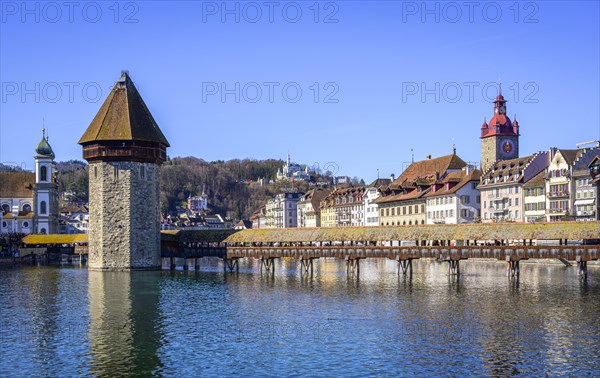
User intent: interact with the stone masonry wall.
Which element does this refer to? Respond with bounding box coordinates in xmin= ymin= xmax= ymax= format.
xmin=88 ymin=161 xmax=161 ymax=270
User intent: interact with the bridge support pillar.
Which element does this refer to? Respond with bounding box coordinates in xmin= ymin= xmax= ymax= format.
xmin=397 ymin=258 xmax=413 ymax=276
xmin=170 ymin=256 xmax=176 ymax=270
xmin=260 ymin=257 xmax=275 ymax=274
xmin=194 ymin=258 xmax=199 ymax=271
xmin=445 ymin=259 xmax=460 ymax=276
xmin=346 ymin=257 xmax=361 ymax=275
xmin=576 ymin=256 xmax=588 ymax=279
xmin=299 ymin=256 xmax=316 ymax=275
xmin=183 ymin=258 xmax=188 ymax=270
xmin=506 ymin=256 xmax=520 ymax=278
xmin=223 ymin=257 xmax=240 ymax=273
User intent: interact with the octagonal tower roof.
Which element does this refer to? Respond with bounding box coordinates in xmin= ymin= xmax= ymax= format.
xmin=78 ymin=71 xmax=169 ymax=147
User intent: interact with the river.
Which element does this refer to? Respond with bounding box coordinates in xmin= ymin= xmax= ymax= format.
xmin=0 ymin=259 xmax=598 ymax=376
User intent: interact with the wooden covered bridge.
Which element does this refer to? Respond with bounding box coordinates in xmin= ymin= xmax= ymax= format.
xmin=163 ymin=222 xmax=600 ymax=278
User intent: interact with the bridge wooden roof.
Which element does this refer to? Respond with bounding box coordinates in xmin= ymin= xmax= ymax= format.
xmin=22 ymin=234 xmax=88 ymax=245
xmin=161 ymin=229 xmax=239 ymax=243
xmin=224 ymin=222 xmax=600 ymax=243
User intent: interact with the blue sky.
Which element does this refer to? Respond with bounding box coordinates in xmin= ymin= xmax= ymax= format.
xmin=1 ymin=1 xmax=599 ymax=182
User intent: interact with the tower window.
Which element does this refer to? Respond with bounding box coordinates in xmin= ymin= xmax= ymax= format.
xmin=140 ymin=165 xmax=145 ymax=179
xmin=1 ymin=204 xmax=9 ymax=213
xmin=40 ymin=201 xmax=47 ymax=214
xmin=22 ymin=204 xmax=31 ymax=212
xmin=40 ymin=166 xmax=47 ymax=181
xmin=114 ymin=166 xmax=119 ymax=180
xmin=94 ymin=166 xmax=98 ymax=179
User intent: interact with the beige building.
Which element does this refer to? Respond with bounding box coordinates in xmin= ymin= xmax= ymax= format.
xmin=319 ymin=187 xmax=365 ymax=227
xmin=376 ymin=153 xmax=467 ymax=226
xmin=479 ymin=152 xmax=548 ymax=223
xmin=523 ymin=171 xmax=546 ymax=223
xmin=297 ymin=188 xmax=331 ymax=228
xmin=545 ymin=148 xmax=582 ymax=222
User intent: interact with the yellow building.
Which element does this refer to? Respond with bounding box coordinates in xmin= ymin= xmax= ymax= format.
xmin=319 ymin=195 xmax=337 ymax=227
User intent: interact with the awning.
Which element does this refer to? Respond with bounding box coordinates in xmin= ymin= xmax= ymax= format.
xmin=574 ymin=199 xmax=596 ymax=205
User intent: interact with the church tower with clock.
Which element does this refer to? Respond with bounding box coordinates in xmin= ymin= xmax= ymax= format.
xmin=480 ymin=91 xmax=520 ymax=172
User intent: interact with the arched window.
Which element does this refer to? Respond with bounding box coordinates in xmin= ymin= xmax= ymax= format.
xmin=1 ymin=204 xmax=9 ymax=213
xmin=23 ymin=221 xmax=29 ymax=228
xmin=40 ymin=201 xmax=47 ymax=214
xmin=40 ymin=166 xmax=47 ymax=181
xmin=22 ymin=204 xmax=31 ymax=212
xmin=40 ymin=228 xmax=47 ymax=234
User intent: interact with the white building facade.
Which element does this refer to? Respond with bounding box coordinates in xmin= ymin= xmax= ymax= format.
xmin=425 ymin=167 xmax=481 ymax=224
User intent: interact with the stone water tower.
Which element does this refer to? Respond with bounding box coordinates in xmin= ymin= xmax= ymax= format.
xmin=78 ymin=71 xmax=169 ymax=270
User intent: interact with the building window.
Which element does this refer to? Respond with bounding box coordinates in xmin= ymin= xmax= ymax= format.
xmin=22 ymin=204 xmax=32 ymax=212
xmin=2 ymin=221 xmax=7 ymax=228
xmin=515 ymin=186 xmax=519 ymax=194
xmin=40 ymin=166 xmax=47 ymax=181
xmin=114 ymin=166 xmax=119 ymax=180
xmin=40 ymin=201 xmax=47 ymax=214
xmin=1 ymin=204 xmax=9 ymax=213
xmin=140 ymin=165 xmax=145 ymax=179
xmin=94 ymin=166 xmax=98 ymax=179
xmin=40 ymin=228 xmax=47 ymax=234
xmin=23 ymin=221 xmax=29 ymax=228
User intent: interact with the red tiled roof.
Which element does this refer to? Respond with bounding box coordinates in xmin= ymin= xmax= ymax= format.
xmin=424 ymin=169 xmax=481 ymax=197
xmin=391 ymin=153 xmax=466 ymax=189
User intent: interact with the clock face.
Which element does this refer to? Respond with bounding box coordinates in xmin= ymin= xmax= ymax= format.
xmin=501 ymin=139 xmax=514 ymax=155
xmin=499 ymin=106 xmax=506 ymax=114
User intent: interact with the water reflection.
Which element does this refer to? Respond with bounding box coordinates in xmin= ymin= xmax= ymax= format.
xmin=87 ymin=271 xmax=163 ymax=376
xmin=1 ymin=260 xmax=599 ymax=376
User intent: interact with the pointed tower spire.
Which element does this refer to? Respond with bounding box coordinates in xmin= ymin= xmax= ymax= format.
xmin=78 ymin=71 xmax=169 ymax=163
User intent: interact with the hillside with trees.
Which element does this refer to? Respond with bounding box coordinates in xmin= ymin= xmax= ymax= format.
xmin=53 ymin=157 xmax=341 ymax=220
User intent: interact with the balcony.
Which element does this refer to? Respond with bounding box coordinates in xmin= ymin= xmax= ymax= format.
xmin=548 ymin=191 xmax=569 ymax=198
xmin=82 ymin=143 xmax=167 ymax=163
xmin=549 ymin=208 xmax=569 ymax=214
xmin=490 ymin=207 xmax=508 ymax=214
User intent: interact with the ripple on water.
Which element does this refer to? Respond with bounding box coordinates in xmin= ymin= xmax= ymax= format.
xmin=0 ymin=260 xmax=599 ymax=376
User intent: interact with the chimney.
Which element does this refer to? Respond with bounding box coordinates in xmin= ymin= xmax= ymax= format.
xmin=390 ymin=173 xmax=395 ymax=182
